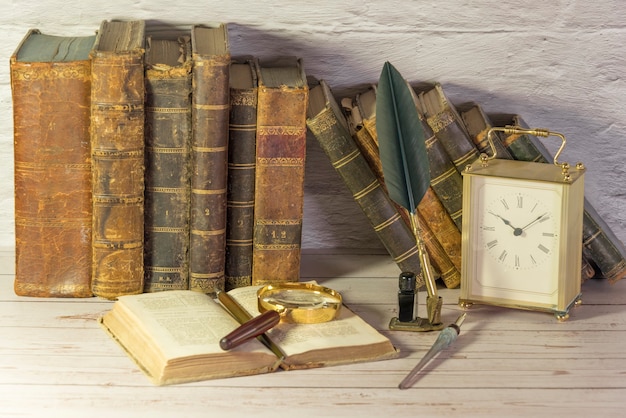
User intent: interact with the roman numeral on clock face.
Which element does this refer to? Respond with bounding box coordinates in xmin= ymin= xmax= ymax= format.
xmin=538 ymin=244 xmax=550 ymax=254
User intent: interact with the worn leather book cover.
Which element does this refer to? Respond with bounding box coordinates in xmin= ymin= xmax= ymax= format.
xmin=225 ymin=60 xmax=258 ymax=290
xmin=11 ymin=29 xmax=95 ymax=297
xmin=307 ymin=80 xmax=424 ymax=286
xmin=252 ymin=57 xmax=308 ymax=285
xmin=460 ymin=103 xmax=512 ymax=159
xmin=143 ymin=36 xmax=192 ymax=292
xmin=497 ymin=114 xmax=624 ymax=283
xmin=90 ymin=20 xmax=146 ymax=299
xmin=417 ymin=188 xmax=462 ymax=288
xmin=189 ymin=24 xmax=231 ymax=294
xmin=417 ymin=83 xmax=480 ymax=172
xmin=421 ymin=115 xmax=464 ymax=230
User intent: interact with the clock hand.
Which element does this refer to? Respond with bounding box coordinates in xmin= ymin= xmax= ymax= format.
xmin=488 ymin=211 xmax=523 ymax=236
xmin=521 ymin=212 xmax=549 ymax=231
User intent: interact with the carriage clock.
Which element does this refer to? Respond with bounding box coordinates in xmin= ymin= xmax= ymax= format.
xmin=459 ymin=126 xmax=585 ymax=321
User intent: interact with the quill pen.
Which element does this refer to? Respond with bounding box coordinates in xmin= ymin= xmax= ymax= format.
xmin=376 ymin=62 xmax=441 ymax=324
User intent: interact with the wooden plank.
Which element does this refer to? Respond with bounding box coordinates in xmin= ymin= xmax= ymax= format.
xmin=2 ymin=385 xmax=626 ymax=418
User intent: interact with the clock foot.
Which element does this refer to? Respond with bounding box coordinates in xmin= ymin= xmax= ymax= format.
xmin=555 ymin=312 xmax=570 ymax=322
xmin=459 ymin=300 xmax=473 ymax=310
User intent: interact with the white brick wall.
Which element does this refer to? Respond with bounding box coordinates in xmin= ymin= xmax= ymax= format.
xmin=2 ymin=0 xmax=625 ymax=250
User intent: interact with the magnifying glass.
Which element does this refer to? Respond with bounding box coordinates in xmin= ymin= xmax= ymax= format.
xmin=219 ymin=282 xmax=342 ymax=351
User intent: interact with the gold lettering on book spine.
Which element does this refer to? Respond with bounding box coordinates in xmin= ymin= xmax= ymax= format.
xmin=257 ymin=157 xmax=304 ymax=166
xmin=427 ymin=111 xmax=455 ymax=133
xmin=11 ymin=65 xmax=90 ymax=81
xmin=230 ymin=90 xmax=256 ymax=107
xmin=257 ymin=126 xmax=306 ymax=136
xmin=310 ymin=110 xmax=335 ymax=133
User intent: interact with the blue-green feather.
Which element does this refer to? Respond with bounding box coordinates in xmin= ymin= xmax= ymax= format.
xmin=376 ymin=62 xmax=430 ymax=214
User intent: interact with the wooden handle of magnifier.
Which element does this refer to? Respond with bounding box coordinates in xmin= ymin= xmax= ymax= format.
xmin=219 ymin=310 xmax=281 ymax=351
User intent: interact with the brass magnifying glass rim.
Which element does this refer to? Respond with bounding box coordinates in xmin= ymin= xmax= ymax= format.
xmin=257 ymin=282 xmax=342 ymax=324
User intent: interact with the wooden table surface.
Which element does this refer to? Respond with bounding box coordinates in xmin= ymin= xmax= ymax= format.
xmin=2 ymin=250 xmax=625 ymax=417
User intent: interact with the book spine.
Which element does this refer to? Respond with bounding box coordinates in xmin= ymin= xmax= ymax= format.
xmin=422 ymin=116 xmax=464 ymax=230
xmin=11 ymin=57 xmax=93 ymax=297
xmin=252 ymin=65 xmax=308 ymax=285
xmin=460 ymin=104 xmax=512 ymax=159
xmin=418 ymin=214 xmax=457 ymax=288
xmin=90 ymin=49 xmax=145 ymax=299
xmin=582 ymin=200 xmax=626 ymax=283
xmin=501 ymin=115 xmax=625 ymax=283
xmin=418 ymin=84 xmax=480 ymax=172
xmin=143 ymin=61 xmax=192 ymax=292
xmin=225 ymin=63 xmax=258 ymax=290
xmin=417 ymin=188 xmax=462 ymax=288
xmin=190 ymin=52 xmax=231 ymax=294
xmin=306 ymin=98 xmax=424 ymax=285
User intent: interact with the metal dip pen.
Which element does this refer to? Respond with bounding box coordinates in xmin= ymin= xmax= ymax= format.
xmin=399 ymin=313 xmax=467 ymax=389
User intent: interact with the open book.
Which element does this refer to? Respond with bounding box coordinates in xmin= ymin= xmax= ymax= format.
xmin=99 ymin=285 xmax=399 ymax=385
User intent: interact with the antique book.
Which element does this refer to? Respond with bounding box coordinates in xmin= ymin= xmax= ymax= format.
xmin=497 ymin=114 xmax=626 ymax=283
xmin=417 ymin=83 xmax=480 ymax=173
xmin=143 ymin=36 xmax=192 ymax=292
xmin=11 ymin=29 xmax=95 ymax=297
xmin=417 ymin=188 xmax=462 ymax=288
xmin=421 ymin=114 xmax=464 ymax=230
xmin=90 ymin=20 xmax=146 ymax=299
xmin=352 ymin=87 xmax=462 ymax=288
xmin=460 ymin=103 xmax=512 ymax=159
xmin=252 ymin=57 xmax=308 ymax=285
xmin=225 ymin=60 xmax=258 ymax=290
xmin=306 ymin=80 xmax=423 ymax=283
xmin=99 ymin=285 xmax=399 ymax=386
xmin=189 ymin=24 xmax=231 ymax=294
xmin=355 ymin=84 xmax=378 ymax=142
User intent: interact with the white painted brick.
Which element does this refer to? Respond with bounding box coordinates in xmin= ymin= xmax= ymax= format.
xmin=1 ymin=0 xmax=624 ymax=250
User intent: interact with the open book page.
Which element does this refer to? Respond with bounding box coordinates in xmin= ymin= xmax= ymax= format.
xmin=114 ymin=290 xmax=271 ymax=359
xmin=226 ymin=285 xmax=395 ymax=358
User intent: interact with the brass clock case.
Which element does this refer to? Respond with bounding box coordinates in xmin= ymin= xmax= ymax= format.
xmin=459 ymin=127 xmax=586 ymax=320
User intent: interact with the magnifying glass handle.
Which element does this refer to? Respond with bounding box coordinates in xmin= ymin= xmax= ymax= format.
xmin=219 ymin=310 xmax=281 ymax=351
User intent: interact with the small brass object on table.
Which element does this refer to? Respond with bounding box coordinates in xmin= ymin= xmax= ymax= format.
xmin=220 ymin=282 xmax=343 ymax=350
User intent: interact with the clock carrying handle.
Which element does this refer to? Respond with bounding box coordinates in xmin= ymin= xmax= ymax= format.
xmin=485 ymin=126 xmax=567 ymax=166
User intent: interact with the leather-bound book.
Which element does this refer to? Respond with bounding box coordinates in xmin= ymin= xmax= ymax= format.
xmin=498 ymin=114 xmax=625 ymax=283
xmin=90 ymin=20 xmax=146 ymax=299
xmin=189 ymin=24 xmax=231 ymax=295
xmin=225 ymin=60 xmax=258 ymax=290
xmin=417 ymin=83 xmax=480 ymax=172
xmin=355 ymin=84 xmax=378 ymax=143
xmin=307 ymin=80 xmax=423 ymax=286
xmin=143 ymin=36 xmax=192 ymax=292
xmin=252 ymin=57 xmax=308 ymax=285
xmin=421 ymin=112 xmax=464 ymax=230
xmin=460 ymin=103 xmax=512 ymax=159
xmin=417 ymin=187 xmax=462 ymax=288
xmin=11 ymin=29 xmax=95 ymax=297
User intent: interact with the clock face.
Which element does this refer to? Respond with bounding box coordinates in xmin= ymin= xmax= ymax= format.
xmin=467 ymin=176 xmax=563 ymax=298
